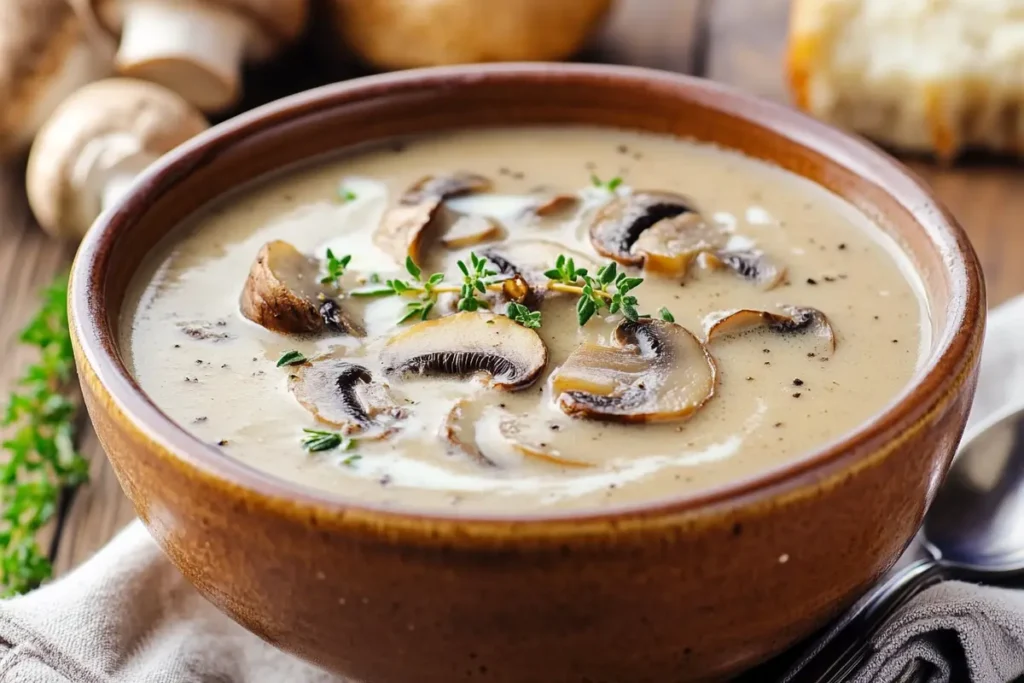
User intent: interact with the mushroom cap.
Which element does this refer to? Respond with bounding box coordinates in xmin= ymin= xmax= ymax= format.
xmin=589 ymin=190 xmax=700 ymax=266
xmin=290 ymin=355 xmax=404 ymax=435
xmin=239 ymin=240 xmax=364 ymax=336
xmin=0 ymin=0 xmax=112 ymax=156
xmin=552 ymin=319 xmax=717 ymax=423
xmin=705 ymin=305 xmax=836 ymax=357
xmin=381 ymin=312 xmax=548 ymax=391
xmin=26 ymin=77 xmax=207 ymax=239
xmin=89 ymin=0 xmax=309 ymax=59
xmin=329 ymin=0 xmax=613 ymax=69
xmin=374 ymin=172 xmax=492 ymax=267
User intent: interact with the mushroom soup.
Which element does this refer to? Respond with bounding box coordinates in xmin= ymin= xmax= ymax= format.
xmin=123 ymin=127 xmax=927 ymax=513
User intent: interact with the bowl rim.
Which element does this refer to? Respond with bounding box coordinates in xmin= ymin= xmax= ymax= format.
xmin=70 ymin=63 xmax=985 ymax=534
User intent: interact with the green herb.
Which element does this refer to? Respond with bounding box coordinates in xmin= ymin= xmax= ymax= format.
xmin=1 ymin=274 xmax=88 ymax=596
xmin=320 ymin=249 xmax=352 ymax=287
xmin=276 ymin=350 xmax=307 ymax=367
xmin=301 ymin=428 xmax=354 ymax=453
xmin=590 ymin=174 xmax=623 ymax=193
xmin=543 ymin=256 xmax=645 ymax=326
xmin=339 ymin=188 xmax=358 ymax=202
xmin=349 ymin=253 xmax=506 ymax=325
xmin=456 ymin=252 xmax=498 ymax=312
xmin=658 ymin=307 xmax=675 ymax=323
xmin=506 ymin=302 xmax=542 ymax=329
xmin=341 ymin=454 xmax=363 ymax=467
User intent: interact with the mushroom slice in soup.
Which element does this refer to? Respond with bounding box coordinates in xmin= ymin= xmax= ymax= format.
xmin=439 ymin=400 xmax=591 ymax=469
xmin=240 ymin=240 xmax=364 ymax=336
xmin=705 ymin=305 xmax=836 ymax=357
xmin=531 ymin=193 xmax=580 ymax=219
xmin=440 ymin=213 xmax=505 ymax=249
xmin=481 ymin=240 xmax=598 ymax=302
xmin=631 ymin=212 xmax=729 ymax=277
xmin=700 ymin=249 xmax=787 ymax=290
xmin=374 ymin=172 xmax=491 ymax=265
xmin=588 ymin=190 xmax=700 ymax=266
xmin=381 ymin=312 xmax=547 ymax=390
xmin=439 ymin=400 xmax=497 ymax=467
xmin=551 ymin=319 xmax=717 ymax=423
xmin=290 ymin=356 xmax=405 ymax=436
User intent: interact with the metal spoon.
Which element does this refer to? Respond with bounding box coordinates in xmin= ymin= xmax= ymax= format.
xmin=777 ymin=405 xmax=1024 ymax=682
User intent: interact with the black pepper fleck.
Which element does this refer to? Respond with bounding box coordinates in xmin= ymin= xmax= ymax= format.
xmin=824 ymin=276 xmax=836 ymax=282
xmin=195 ymin=359 xmax=203 ymax=365
xmin=173 ymin=344 xmax=180 ymax=349
xmin=193 ymin=416 xmax=207 ymax=423
xmin=838 ymin=243 xmax=847 ymax=250
xmin=512 ymin=171 xmax=525 ymax=180
xmin=617 ymin=144 xmax=628 ymax=154
xmin=793 ymin=378 xmax=804 ymax=386
xmin=892 ymin=339 xmax=899 ymax=344
xmin=379 ymin=475 xmax=393 ymax=487
xmin=807 ymin=352 xmax=816 ymax=358
xmin=764 ymin=361 xmax=771 ymax=366
xmin=792 ymin=392 xmax=802 ymax=398
xmin=762 ymin=348 xmax=771 ymax=354
xmin=217 ymin=439 xmax=229 ymax=446
xmin=732 ymin=523 xmax=743 ymax=536
xmin=774 ymin=422 xmax=783 ymax=428
xmin=807 ymin=278 xmax=818 ymax=285
xmin=746 ymin=376 xmax=754 ymax=381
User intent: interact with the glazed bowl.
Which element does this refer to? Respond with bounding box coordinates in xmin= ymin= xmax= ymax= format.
xmin=69 ymin=64 xmax=984 ymax=682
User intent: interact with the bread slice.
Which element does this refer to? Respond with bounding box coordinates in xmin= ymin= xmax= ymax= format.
xmin=787 ymin=0 xmax=1024 ymax=159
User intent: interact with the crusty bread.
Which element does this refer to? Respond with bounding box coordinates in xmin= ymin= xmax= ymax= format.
xmin=787 ymin=0 xmax=1024 ymax=159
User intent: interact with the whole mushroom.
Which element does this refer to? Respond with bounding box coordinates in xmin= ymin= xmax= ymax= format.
xmin=0 ymin=0 xmax=113 ymax=156
xmin=327 ymin=0 xmax=613 ymax=69
xmin=26 ymin=78 xmax=208 ymax=240
xmin=85 ymin=0 xmax=309 ymax=112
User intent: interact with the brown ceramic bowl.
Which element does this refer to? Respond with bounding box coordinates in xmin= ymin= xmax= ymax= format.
xmin=69 ymin=64 xmax=984 ymax=682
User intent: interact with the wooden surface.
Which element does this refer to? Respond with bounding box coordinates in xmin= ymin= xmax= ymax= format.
xmin=0 ymin=0 xmax=1017 ymax=581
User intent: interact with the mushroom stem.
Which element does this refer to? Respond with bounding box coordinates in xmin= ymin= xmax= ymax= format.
xmin=116 ymin=0 xmax=249 ymax=111
xmin=101 ymin=168 xmax=145 ymax=211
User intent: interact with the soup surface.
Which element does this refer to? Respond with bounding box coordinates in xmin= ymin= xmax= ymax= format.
xmin=123 ymin=127 xmax=927 ymax=514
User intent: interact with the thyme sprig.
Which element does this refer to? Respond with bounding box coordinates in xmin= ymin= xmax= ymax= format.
xmin=542 ymin=255 xmax=643 ymax=326
xmin=506 ymin=302 xmax=542 ymax=329
xmin=590 ymin=174 xmax=623 ymax=193
xmin=320 ymin=249 xmax=352 ymax=287
xmin=301 ymin=428 xmax=355 ymax=453
xmin=350 ymin=254 xmax=536 ymax=326
xmin=1 ymin=274 xmax=88 ymax=596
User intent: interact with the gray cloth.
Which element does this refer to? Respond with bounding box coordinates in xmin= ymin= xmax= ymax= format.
xmin=5 ymin=297 xmax=1024 ymax=682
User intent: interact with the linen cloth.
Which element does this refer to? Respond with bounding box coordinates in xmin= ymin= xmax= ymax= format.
xmin=1 ymin=296 xmax=1022 ymax=683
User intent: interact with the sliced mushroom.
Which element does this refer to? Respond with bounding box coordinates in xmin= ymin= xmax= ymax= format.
xmin=551 ymin=319 xmax=717 ymax=423
xmin=439 ymin=400 xmax=496 ymax=467
xmin=439 ymin=400 xmax=591 ymax=469
xmin=631 ymin=212 xmax=729 ymax=277
xmin=240 ymin=240 xmax=364 ymax=336
xmin=440 ymin=213 xmax=504 ymax=249
xmin=532 ymin=194 xmax=580 ymax=219
xmin=481 ymin=240 xmax=598 ymax=302
xmin=700 ymin=249 xmax=787 ymax=290
xmin=705 ymin=306 xmax=836 ymax=357
xmin=588 ymin=190 xmax=699 ymax=266
xmin=381 ymin=312 xmax=547 ymax=390
xmin=374 ymin=172 xmax=491 ymax=266
xmin=290 ymin=356 xmax=405 ymax=436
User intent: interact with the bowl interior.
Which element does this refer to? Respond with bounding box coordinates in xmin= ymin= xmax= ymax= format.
xmin=72 ymin=64 xmax=982 ymax=522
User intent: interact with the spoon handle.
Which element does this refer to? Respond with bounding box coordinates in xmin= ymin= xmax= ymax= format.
xmin=779 ymin=558 xmax=946 ymax=683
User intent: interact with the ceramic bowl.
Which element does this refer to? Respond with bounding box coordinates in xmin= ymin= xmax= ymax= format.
xmin=69 ymin=64 xmax=984 ymax=682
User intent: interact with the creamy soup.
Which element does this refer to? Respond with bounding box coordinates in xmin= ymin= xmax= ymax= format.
xmin=123 ymin=127 xmax=927 ymax=514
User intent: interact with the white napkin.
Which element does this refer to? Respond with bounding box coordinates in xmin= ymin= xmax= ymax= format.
xmin=0 ymin=296 xmax=1021 ymax=683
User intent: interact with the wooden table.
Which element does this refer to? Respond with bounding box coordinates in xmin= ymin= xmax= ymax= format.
xmin=2 ymin=0 xmax=1018 ymax=589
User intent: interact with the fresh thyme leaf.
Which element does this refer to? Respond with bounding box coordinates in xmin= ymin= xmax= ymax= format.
xmin=659 ymin=307 xmax=675 ymax=322
xmin=320 ymin=249 xmax=352 ymax=287
xmin=341 ymin=454 xmax=362 ymax=467
xmin=576 ymin=296 xmax=597 ymax=326
xmin=369 ymin=273 xmax=381 ymax=284
xmin=301 ymin=428 xmax=348 ymax=453
xmin=590 ymin=174 xmax=624 ymax=193
xmin=506 ymin=302 xmax=542 ymax=329
xmin=276 ymin=350 xmax=307 ymax=367
xmin=349 ymin=284 xmax=396 ymax=297
xmin=405 ymin=256 xmax=422 ymax=281
xmin=1 ymin=273 xmax=87 ymax=596
xmin=338 ymin=187 xmax=358 ymax=202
